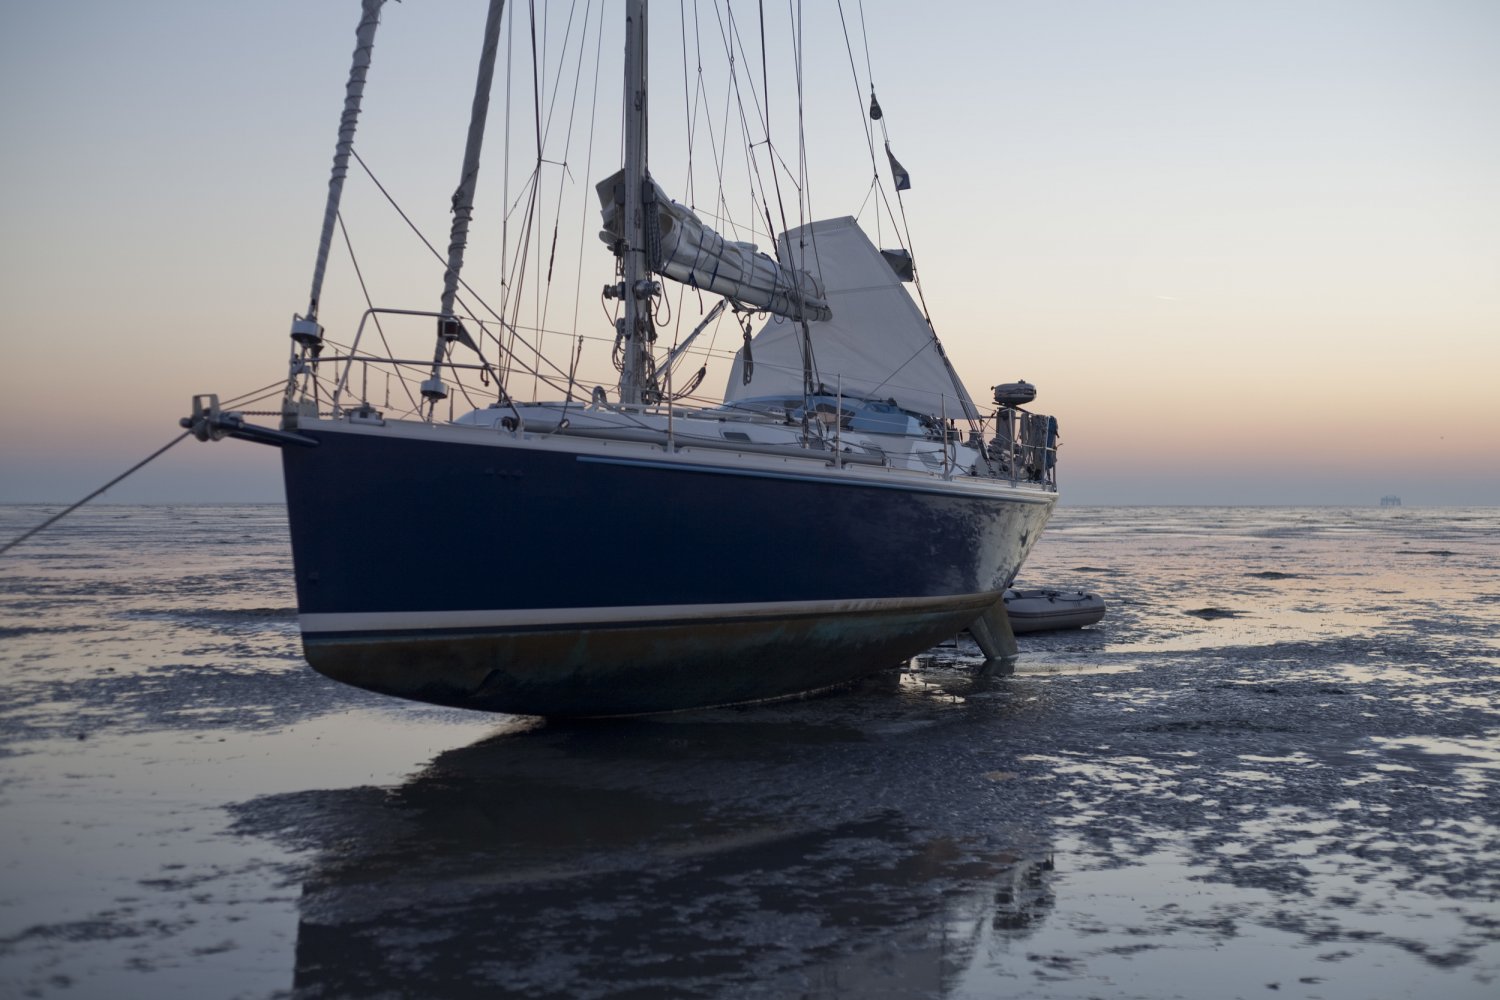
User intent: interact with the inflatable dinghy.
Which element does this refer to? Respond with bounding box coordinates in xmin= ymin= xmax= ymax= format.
xmin=1004 ymin=588 xmax=1106 ymax=633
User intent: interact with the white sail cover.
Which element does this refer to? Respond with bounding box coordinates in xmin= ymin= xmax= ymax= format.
xmin=597 ymin=170 xmax=830 ymax=323
xmin=724 ymin=217 xmax=980 ymax=421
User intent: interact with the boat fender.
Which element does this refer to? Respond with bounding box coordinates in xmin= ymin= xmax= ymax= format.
xmin=741 ymin=320 xmax=755 ymax=384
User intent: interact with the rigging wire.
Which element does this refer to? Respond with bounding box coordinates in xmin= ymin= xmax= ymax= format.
xmin=0 ymin=432 xmax=191 ymax=557
xmin=498 ymin=2 xmax=516 ymax=383
xmin=336 ymin=210 xmax=421 ymax=413
xmin=347 ymin=147 xmax=575 ymax=390
xmin=446 ymin=339 xmax=486 ymax=413
xmin=835 ymin=0 xmax=884 ymax=244
xmin=788 ymin=0 xmax=824 ymax=404
xmin=294 ymin=1 xmax=970 ymax=429
xmin=753 ymin=0 xmax=818 ymax=409
xmin=493 ymin=0 xmax=584 ymax=399
xmin=225 ymin=389 xmax=296 ymax=414
xmin=791 ymin=0 xmax=811 ymax=228
xmin=218 ymin=379 xmax=292 ymax=410
xmin=648 ymin=2 xmax=749 ymax=392
xmin=701 ymin=5 xmax=735 ymax=240
xmin=847 ymin=1 xmax=922 ymax=309
xmin=828 ymin=0 xmax=980 ymax=432
xmin=519 ymin=0 xmax=547 ymax=397
xmin=666 ymin=2 xmax=696 ymax=398
xmin=569 ymin=0 xmax=607 ymax=401
xmin=535 ymin=0 xmax=593 ymax=398
xmin=711 ymin=4 xmax=776 ymax=249
xmin=679 ymin=0 xmax=696 ymax=206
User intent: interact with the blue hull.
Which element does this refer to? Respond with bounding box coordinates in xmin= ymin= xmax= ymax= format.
xmin=281 ymin=422 xmax=1054 ymax=715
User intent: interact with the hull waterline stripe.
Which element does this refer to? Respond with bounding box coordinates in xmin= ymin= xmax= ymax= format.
xmin=299 ymin=592 xmax=999 ymax=635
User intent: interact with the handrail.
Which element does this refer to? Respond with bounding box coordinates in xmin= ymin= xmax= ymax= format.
xmin=988 ymin=405 xmax=1058 ymax=490
xmin=331 ymin=307 xmax=468 ymax=410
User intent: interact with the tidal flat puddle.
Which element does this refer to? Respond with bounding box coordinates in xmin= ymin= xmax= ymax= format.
xmin=0 ymin=705 xmax=511 ymax=998
xmin=944 ymin=831 xmax=1497 ymax=1000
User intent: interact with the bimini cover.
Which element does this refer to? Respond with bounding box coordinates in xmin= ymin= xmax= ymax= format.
xmin=597 ymin=170 xmax=830 ymax=323
xmin=724 ymin=217 xmax=980 ymax=421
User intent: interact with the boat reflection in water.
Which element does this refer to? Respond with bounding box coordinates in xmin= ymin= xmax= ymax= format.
xmin=234 ymin=688 xmax=1055 ymax=997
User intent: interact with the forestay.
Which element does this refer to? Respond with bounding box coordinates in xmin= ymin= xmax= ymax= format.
xmin=724 ymin=217 xmax=980 ymax=422
xmin=596 ymin=170 xmax=831 ymax=323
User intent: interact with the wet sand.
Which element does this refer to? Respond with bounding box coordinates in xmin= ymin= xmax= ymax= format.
xmin=1 ymin=505 xmax=1497 ymax=998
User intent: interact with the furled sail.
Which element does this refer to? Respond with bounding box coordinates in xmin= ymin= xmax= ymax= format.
xmin=724 ymin=216 xmax=981 ymax=422
xmin=596 ymin=169 xmax=830 ymax=323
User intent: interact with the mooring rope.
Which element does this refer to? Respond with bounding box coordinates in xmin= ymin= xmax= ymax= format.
xmin=0 ymin=431 xmax=192 ymax=557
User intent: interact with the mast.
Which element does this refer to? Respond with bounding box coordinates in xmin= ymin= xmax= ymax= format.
xmin=617 ymin=0 xmax=654 ymax=406
xmin=290 ymin=0 xmax=387 ymax=353
xmin=422 ymin=0 xmax=509 ymax=409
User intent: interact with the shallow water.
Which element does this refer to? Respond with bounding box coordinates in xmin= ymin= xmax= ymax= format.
xmin=1 ymin=504 xmax=1497 ymax=998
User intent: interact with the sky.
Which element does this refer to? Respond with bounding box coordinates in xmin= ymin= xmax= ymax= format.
xmin=1 ymin=0 xmax=1496 ymax=506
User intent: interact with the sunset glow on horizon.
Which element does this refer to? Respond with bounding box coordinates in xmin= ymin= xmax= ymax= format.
xmin=1 ymin=0 xmax=1495 ymax=506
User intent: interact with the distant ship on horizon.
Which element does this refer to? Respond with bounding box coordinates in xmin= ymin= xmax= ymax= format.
xmin=1380 ymin=495 xmax=1402 ymax=507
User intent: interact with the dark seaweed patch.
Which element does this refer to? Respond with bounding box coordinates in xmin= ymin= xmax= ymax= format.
xmin=0 ymin=625 xmax=91 ymax=639
xmin=1127 ymin=718 xmax=1293 ymax=734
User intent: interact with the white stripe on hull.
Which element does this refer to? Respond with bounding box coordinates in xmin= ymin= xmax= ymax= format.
xmin=300 ymin=592 xmax=1002 ymax=635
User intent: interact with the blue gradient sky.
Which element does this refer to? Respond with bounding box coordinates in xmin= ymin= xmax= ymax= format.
xmin=1 ymin=0 xmax=1496 ymax=505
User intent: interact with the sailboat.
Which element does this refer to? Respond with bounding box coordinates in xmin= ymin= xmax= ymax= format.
xmin=186 ymin=0 xmax=1059 ymax=716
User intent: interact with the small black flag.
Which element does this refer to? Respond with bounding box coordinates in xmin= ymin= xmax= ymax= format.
xmin=869 ymin=91 xmax=883 ymax=120
xmin=886 ymin=144 xmax=910 ymax=191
